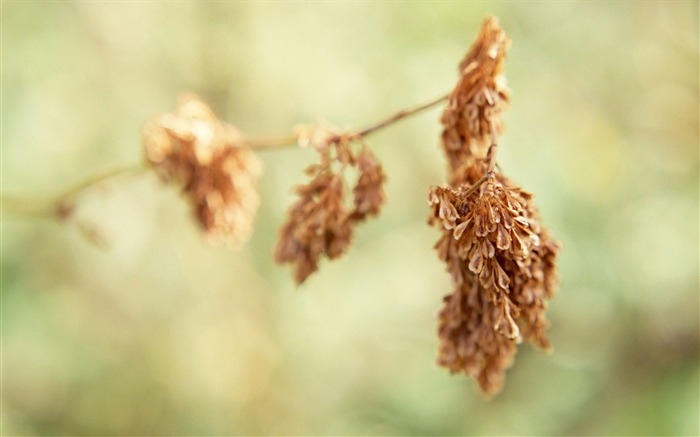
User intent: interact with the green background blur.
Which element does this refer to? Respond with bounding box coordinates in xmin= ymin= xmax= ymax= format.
xmin=2 ymin=1 xmax=698 ymax=435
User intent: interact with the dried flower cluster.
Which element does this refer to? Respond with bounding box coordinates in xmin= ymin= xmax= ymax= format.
xmin=430 ymin=17 xmax=560 ymax=395
xmin=133 ymin=16 xmax=558 ymax=395
xmin=274 ymin=126 xmax=386 ymax=284
xmin=441 ymin=16 xmax=511 ymax=180
xmin=142 ymin=93 xmax=262 ymax=247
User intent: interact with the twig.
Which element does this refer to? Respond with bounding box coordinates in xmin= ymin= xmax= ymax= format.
xmin=463 ymin=127 xmax=500 ymax=198
xmin=2 ymin=164 xmax=145 ymax=219
xmin=463 ymin=170 xmax=494 ymax=198
xmin=243 ymin=134 xmax=299 ymax=149
xmin=56 ymin=164 xmax=145 ymax=204
xmin=3 ymin=91 xmax=449 ymax=218
xmin=486 ymin=125 xmax=499 ymax=172
xmin=244 ymin=92 xmax=450 ymax=149
xmin=355 ymin=92 xmax=450 ymax=138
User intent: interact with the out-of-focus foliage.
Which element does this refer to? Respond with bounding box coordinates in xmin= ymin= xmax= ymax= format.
xmin=2 ymin=2 xmax=698 ymax=435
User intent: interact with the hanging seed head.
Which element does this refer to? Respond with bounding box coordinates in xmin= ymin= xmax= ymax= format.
xmin=430 ymin=17 xmax=560 ymax=395
xmin=441 ymin=16 xmax=511 ymax=179
xmin=142 ymin=93 xmax=262 ymax=247
xmin=429 ymin=175 xmax=560 ymax=395
xmin=274 ymin=128 xmax=386 ymax=284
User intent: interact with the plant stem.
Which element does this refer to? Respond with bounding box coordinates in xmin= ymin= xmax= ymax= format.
xmin=463 ymin=170 xmax=494 ymax=198
xmin=3 ymin=91 xmax=450 ymax=218
xmin=57 ymin=164 xmax=146 ymax=204
xmin=486 ymin=125 xmax=499 ymax=172
xmin=243 ymin=134 xmax=299 ymax=149
xmin=1 ymin=194 xmax=56 ymax=217
xmin=244 ymin=92 xmax=450 ymax=149
xmin=2 ymin=164 xmax=145 ymax=219
xmin=355 ymin=92 xmax=450 ymax=138
xmin=463 ymin=128 xmax=500 ymax=198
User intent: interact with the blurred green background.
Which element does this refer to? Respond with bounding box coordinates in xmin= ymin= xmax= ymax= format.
xmin=2 ymin=1 xmax=698 ymax=435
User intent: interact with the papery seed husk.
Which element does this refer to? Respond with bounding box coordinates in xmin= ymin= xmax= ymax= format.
xmin=453 ymin=220 xmax=470 ymax=240
xmin=496 ymin=223 xmax=511 ymax=250
xmin=481 ymin=238 xmax=495 ymax=258
xmin=468 ymin=245 xmax=484 ymax=273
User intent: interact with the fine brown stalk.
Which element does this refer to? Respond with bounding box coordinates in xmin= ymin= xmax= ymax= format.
xmin=242 ymin=92 xmax=450 ymax=150
xmin=1 ymin=164 xmax=144 ymax=249
xmin=355 ymin=93 xmax=450 ymax=138
xmin=243 ymin=134 xmax=299 ymax=149
xmin=1 ymin=164 xmax=144 ymax=219
xmin=486 ymin=125 xmax=499 ymax=172
xmin=55 ymin=165 xmax=145 ymax=204
xmin=3 ymin=90 xmax=448 ymax=227
xmin=461 ymin=126 xmax=500 ymax=199
xmin=461 ymin=169 xmax=494 ymax=199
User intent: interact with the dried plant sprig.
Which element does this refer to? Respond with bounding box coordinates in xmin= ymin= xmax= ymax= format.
xmin=429 ymin=172 xmax=560 ymax=395
xmin=430 ymin=16 xmax=560 ymax=396
xmin=350 ymin=146 xmax=387 ymax=221
xmin=4 ymin=90 xmax=445 ymax=251
xmin=275 ymin=169 xmax=352 ymax=284
xmin=274 ymin=126 xmax=386 ymax=284
xmin=3 ymin=18 xmax=561 ymax=399
xmin=142 ymin=93 xmax=262 ymax=247
xmin=243 ymin=93 xmax=450 ymax=150
xmin=1 ymin=165 xmax=144 ymax=248
xmin=441 ymin=16 xmax=511 ymax=180
xmin=1 ymin=165 xmax=142 ymax=219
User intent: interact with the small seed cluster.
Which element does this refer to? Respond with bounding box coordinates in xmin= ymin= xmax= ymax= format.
xmin=142 ymin=93 xmax=262 ymax=247
xmin=275 ymin=126 xmax=386 ymax=284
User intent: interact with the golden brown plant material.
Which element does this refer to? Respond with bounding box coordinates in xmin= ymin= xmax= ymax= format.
xmin=275 ymin=126 xmax=386 ymax=284
xmin=142 ymin=93 xmax=262 ymax=247
xmin=430 ymin=17 xmax=560 ymax=396
xmin=441 ymin=16 xmax=511 ymax=181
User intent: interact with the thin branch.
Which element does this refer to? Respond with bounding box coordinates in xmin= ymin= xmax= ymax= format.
xmin=243 ymin=134 xmax=299 ymax=149
xmin=3 ymin=91 xmax=449 ymax=218
xmin=1 ymin=194 xmax=56 ymax=217
xmin=244 ymin=92 xmax=450 ymax=150
xmin=463 ymin=170 xmax=494 ymax=198
xmin=2 ymin=164 xmax=145 ymax=219
xmin=355 ymin=92 xmax=450 ymax=138
xmin=463 ymin=127 xmax=500 ymax=198
xmin=486 ymin=125 xmax=499 ymax=172
xmin=57 ymin=164 xmax=146 ymax=204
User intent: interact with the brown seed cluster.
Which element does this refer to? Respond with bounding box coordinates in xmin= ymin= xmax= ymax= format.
xmin=429 ymin=170 xmax=560 ymax=394
xmin=441 ymin=16 xmax=511 ymax=180
xmin=275 ymin=127 xmax=386 ymax=284
xmin=142 ymin=93 xmax=262 ymax=247
xmin=430 ymin=17 xmax=560 ymax=396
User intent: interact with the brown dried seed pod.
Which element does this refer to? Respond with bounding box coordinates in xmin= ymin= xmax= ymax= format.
xmin=275 ymin=134 xmax=386 ymax=284
xmin=275 ymin=170 xmax=354 ymax=284
xmin=350 ymin=147 xmax=387 ymax=221
xmin=437 ymin=280 xmax=518 ymax=396
xmin=429 ymin=173 xmax=560 ymax=395
xmin=142 ymin=93 xmax=262 ymax=247
xmin=441 ymin=16 xmax=511 ymax=179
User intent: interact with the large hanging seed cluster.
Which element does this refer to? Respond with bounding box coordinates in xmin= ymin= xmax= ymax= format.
xmin=429 ymin=17 xmax=560 ymax=395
